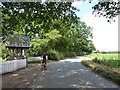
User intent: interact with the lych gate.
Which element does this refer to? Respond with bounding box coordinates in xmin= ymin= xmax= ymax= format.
xmin=6 ymin=34 xmax=30 ymax=64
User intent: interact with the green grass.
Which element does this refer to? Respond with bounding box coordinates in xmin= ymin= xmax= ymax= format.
xmin=90 ymin=53 xmax=119 ymax=60
xmin=81 ymin=60 xmax=120 ymax=85
xmin=89 ymin=53 xmax=120 ymax=68
xmin=82 ymin=53 xmax=120 ymax=85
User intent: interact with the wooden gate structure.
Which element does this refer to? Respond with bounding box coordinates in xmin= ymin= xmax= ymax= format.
xmin=5 ymin=34 xmax=30 ymax=64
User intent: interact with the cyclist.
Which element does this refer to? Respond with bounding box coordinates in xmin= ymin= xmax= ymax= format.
xmin=41 ymin=52 xmax=47 ymax=70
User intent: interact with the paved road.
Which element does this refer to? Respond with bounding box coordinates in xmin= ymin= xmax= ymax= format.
xmin=28 ymin=56 xmax=119 ymax=89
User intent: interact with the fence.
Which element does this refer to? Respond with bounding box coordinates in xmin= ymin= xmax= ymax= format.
xmin=0 ymin=59 xmax=26 ymax=74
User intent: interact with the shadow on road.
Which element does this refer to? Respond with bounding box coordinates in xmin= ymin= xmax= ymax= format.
xmin=28 ymin=59 xmax=119 ymax=88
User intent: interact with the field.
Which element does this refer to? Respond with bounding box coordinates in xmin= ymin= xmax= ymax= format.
xmin=90 ymin=53 xmax=120 ymax=68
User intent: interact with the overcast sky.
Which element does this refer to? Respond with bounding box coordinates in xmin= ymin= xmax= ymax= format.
xmin=72 ymin=1 xmax=118 ymax=52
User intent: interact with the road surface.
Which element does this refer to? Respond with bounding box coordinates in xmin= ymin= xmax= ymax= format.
xmin=27 ymin=56 xmax=119 ymax=89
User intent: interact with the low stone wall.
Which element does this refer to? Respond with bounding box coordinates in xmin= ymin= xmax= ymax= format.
xmin=28 ymin=56 xmax=48 ymax=62
xmin=28 ymin=57 xmax=42 ymax=62
xmin=0 ymin=59 xmax=26 ymax=74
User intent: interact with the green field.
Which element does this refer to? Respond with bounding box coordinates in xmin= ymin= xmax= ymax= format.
xmin=90 ymin=53 xmax=120 ymax=68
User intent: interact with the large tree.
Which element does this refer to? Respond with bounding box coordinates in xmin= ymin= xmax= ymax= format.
xmin=1 ymin=2 xmax=79 ymax=40
xmin=1 ymin=2 xmax=95 ymax=58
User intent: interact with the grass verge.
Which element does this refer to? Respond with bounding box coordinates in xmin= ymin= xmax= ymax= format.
xmin=81 ymin=60 xmax=120 ymax=86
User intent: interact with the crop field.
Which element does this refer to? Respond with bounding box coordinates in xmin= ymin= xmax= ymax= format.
xmin=90 ymin=53 xmax=120 ymax=68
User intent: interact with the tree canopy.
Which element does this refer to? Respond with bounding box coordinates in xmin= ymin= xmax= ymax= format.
xmin=1 ymin=2 xmax=95 ymax=60
xmin=1 ymin=2 xmax=79 ymax=39
xmin=91 ymin=0 xmax=119 ymax=22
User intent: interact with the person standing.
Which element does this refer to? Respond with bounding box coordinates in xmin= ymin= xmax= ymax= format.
xmin=41 ymin=52 xmax=47 ymax=70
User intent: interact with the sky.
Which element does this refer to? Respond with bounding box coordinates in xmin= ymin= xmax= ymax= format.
xmin=72 ymin=1 xmax=118 ymax=52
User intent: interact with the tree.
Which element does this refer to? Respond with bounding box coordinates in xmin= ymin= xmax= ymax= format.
xmin=92 ymin=1 xmax=120 ymax=22
xmin=44 ymin=29 xmax=62 ymax=50
xmin=73 ymin=0 xmax=119 ymax=22
xmin=1 ymin=2 xmax=79 ymax=40
xmin=1 ymin=2 xmax=96 ymax=58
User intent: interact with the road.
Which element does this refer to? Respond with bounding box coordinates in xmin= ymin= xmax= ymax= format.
xmin=27 ymin=56 xmax=119 ymax=89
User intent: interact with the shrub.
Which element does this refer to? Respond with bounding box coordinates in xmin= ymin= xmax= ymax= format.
xmin=0 ymin=43 xmax=8 ymax=59
xmin=75 ymin=52 xmax=82 ymax=56
xmin=64 ymin=52 xmax=76 ymax=58
xmin=47 ymin=50 xmax=63 ymax=61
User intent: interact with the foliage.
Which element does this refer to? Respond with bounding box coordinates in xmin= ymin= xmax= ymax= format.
xmin=1 ymin=2 xmax=96 ymax=59
xmin=47 ymin=50 xmax=63 ymax=61
xmin=92 ymin=1 xmax=120 ymax=22
xmin=64 ymin=52 xmax=76 ymax=58
xmin=1 ymin=2 xmax=78 ymax=40
xmin=45 ymin=29 xmax=61 ymax=40
xmin=0 ymin=42 xmax=8 ymax=59
xmin=45 ymin=29 xmax=62 ymax=50
xmin=28 ymin=39 xmax=49 ymax=56
xmin=81 ymin=60 xmax=120 ymax=85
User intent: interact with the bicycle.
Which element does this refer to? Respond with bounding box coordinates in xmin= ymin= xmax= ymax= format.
xmin=41 ymin=62 xmax=47 ymax=71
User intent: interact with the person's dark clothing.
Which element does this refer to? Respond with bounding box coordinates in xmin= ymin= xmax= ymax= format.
xmin=42 ymin=54 xmax=46 ymax=64
xmin=43 ymin=54 xmax=46 ymax=60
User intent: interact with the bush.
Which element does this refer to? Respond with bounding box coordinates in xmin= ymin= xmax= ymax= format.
xmin=47 ymin=50 xmax=63 ymax=61
xmin=0 ymin=43 xmax=9 ymax=59
xmin=75 ymin=52 xmax=86 ymax=56
xmin=64 ymin=52 xmax=76 ymax=58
